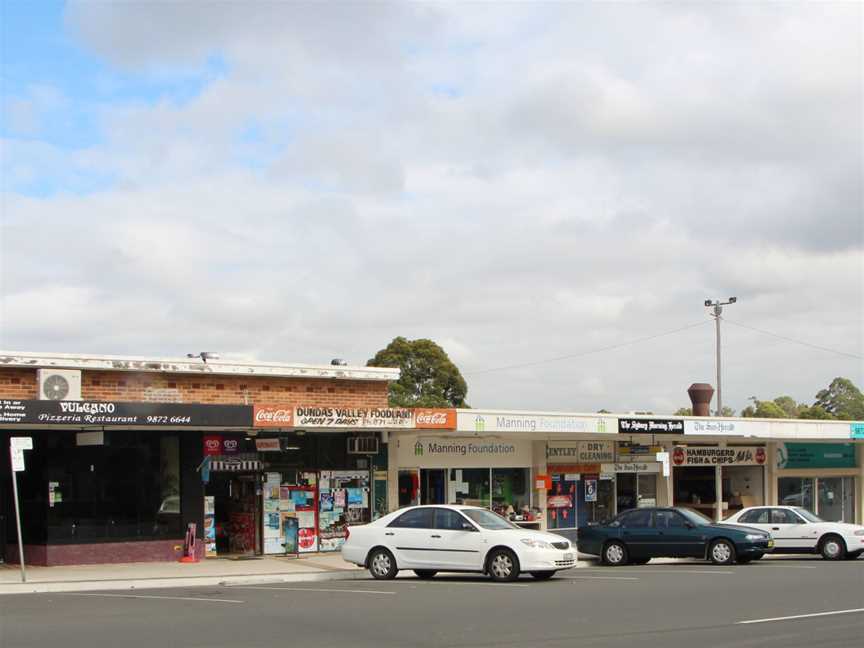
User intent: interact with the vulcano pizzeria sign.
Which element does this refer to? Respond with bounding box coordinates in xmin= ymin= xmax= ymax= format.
xmin=672 ymin=446 xmax=767 ymax=466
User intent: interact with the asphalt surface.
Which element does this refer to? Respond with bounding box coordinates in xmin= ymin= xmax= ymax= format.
xmin=2 ymin=557 xmax=863 ymax=648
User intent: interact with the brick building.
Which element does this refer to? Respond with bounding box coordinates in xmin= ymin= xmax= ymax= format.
xmin=0 ymin=351 xmax=404 ymax=565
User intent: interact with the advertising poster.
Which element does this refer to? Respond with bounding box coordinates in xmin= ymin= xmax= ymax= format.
xmin=204 ymin=495 xmax=217 ymax=557
xmin=585 ymin=479 xmax=598 ymax=502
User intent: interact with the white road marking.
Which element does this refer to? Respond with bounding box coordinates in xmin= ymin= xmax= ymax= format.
xmin=738 ymin=608 xmax=864 ymax=625
xmin=59 ymin=593 xmax=243 ymax=604
xmin=563 ymin=576 xmax=639 ymax=581
xmin=230 ymin=586 xmax=395 ymax=595
xmin=580 ymin=568 xmax=733 ymax=575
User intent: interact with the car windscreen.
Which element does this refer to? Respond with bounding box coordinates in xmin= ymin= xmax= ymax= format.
xmin=794 ymin=507 xmax=823 ymax=523
xmin=462 ymin=509 xmax=519 ymax=530
xmin=677 ymin=508 xmax=714 ymax=525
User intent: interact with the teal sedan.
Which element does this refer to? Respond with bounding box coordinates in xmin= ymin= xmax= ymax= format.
xmin=577 ymin=507 xmax=774 ymax=566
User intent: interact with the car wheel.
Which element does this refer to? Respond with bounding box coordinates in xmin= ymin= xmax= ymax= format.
xmin=819 ymin=535 xmax=846 ymax=560
xmin=413 ymin=570 xmax=437 ymax=579
xmin=709 ymin=539 xmax=736 ymax=566
xmin=602 ymin=541 xmax=629 ymax=566
xmin=368 ymin=548 xmax=398 ymax=580
xmin=487 ymin=548 xmax=520 ymax=582
xmin=530 ymin=571 xmax=556 ymax=580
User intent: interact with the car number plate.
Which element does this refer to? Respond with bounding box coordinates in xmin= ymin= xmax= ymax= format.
xmin=767 ymin=539 xmax=774 ymax=548
xmin=563 ymin=553 xmax=574 ymax=561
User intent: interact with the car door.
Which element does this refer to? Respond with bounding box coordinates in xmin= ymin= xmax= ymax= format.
xmin=770 ymin=508 xmax=818 ymax=550
xmin=655 ymin=510 xmax=705 ymax=558
xmin=385 ymin=508 xmax=437 ymax=568
xmin=429 ymin=508 xmax=487 ymax=570
xmin=618 ymin=509 xmax=655 ymax=558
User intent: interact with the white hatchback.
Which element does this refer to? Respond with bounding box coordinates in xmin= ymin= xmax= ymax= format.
xmin=342 ymin=505 xmax=576 ymax=581
xmin=723 ymin=506 xmax=864 ymax=560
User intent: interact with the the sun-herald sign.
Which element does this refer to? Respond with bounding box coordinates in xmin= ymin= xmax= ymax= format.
xmin=672 ymin=446 xmax=766 ymax=466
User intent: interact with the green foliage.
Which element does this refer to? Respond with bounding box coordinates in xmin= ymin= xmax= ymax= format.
xmin=741 ymin=398 xmax=786 ymax=419
xmin=814 ymin=377 xmax=864 ymax=420
xmin=367 ymin=337 xmax=468 ymax=408
xmin=674 ymin=407 xmax=692 ymax=416
xmin=719 ymin=406 xmax=736 ymax=417
xmin=797 ymin=405 xmax=833 ymax=420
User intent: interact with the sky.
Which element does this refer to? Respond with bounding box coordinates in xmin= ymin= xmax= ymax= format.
xmin=1 ymin=1 xmax=862 ymax=415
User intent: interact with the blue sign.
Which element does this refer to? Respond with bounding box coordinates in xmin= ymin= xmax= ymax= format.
xmin=852 ymin=423 xmax=864 ymax=440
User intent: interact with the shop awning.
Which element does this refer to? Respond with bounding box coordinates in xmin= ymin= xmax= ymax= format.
xmin=210 ymin=458 xmax=263 ymax=472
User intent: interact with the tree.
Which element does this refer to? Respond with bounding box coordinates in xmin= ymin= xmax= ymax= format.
xmin=674 ymin=407 xmax=692 ymax=416
xmin=367 ymin=337 xmax=468 ymax=408
xmin=813 ymin=377 xmax=864 ymax=420
xmin=797 ymin=404 xmax=833 ymax=420
xmin=718 ymin=406 xmax=736 ymax=417
xmin=741 ymin=398 xmax=786 ymax=419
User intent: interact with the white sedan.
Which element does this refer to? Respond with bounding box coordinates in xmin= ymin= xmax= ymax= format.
xmin=723 ymin=505 xmax=864 ymax=560
xmin=342 ymin=505 xmax=576 ymax=581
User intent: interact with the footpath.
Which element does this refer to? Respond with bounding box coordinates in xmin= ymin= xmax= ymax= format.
xmin=0 ymin=553 xmax=368 ymax=595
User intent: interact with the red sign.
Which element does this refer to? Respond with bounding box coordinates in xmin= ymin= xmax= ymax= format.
xmin=203 ymin=435 xmax=222 ymax=456
xmin=672 ymin=447 xmax=686 ymax=466
xmin=547 ymin=495 xmax=573 ymax=508
xmin=756 ymin=447 xmax=766 ymax=465
xmin=414 ymin=408 xmax=456 ymax=429
xmin=255 ymin=438 xmax=281 ymax=452
xmin=253 ymin=405 xmax=294 ymax=428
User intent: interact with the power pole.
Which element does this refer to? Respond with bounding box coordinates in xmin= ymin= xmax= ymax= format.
xmin=704 ymin=297 xmax=737 ymax=416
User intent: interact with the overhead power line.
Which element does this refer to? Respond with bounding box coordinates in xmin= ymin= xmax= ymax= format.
xmin=723 ymin=319 xmax=863 ymax=360
xmin=465 ymin=320 xmax=711 ymax=375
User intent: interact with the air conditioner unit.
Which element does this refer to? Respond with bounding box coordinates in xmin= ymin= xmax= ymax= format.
xmin=37 ymin=369 xmax=82 ymax=401
xmin=347 ymin=436 xmax=379 ymax=455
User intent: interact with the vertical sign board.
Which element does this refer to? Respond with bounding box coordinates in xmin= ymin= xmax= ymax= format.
xmin=9 ymin=437 xmax=32 ymax=583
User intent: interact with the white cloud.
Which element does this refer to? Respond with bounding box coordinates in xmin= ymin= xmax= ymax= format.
xmin=1 ymin=2 xmax=861 ymax=413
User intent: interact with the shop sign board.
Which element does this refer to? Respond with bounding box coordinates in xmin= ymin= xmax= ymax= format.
xmin=851 ymin=423 xmax=864 ymax=440
xmin=397 ymin=435 xmax=533 ymax=468
xmin=585 ymin=479 xmax=598 ymax=502
xmin=618 ymin=418 xmax=684 ymax=435
xmin=777 ymin=443 xmax=856 ymax=469
xmin=672 ymin=446 xmax=766 ymax=467
xmin=684 ymin=419 xmax=768 ymax=437
xmin=602 ymin=460 xmax=661 ymax=473
xmin=618 ymin=443 xmax=662 ymax=455
xmin=457 ymin=411 xmax=613 ymax=435
xmin=253 ymin=406 xmax=294 ymax=428
xmin=414 ymin=409 xmax=457 ymax=429
xmin=294 ymin=407 xmax=415 ymax=429
xmin=0 ymin=399 xmax=252 ymax=427
xmin=255 ymin=438 xmax=282 ymax=452
xmin=684 ymin=418 xmax=851 ymax=440
xmin=203 ymin=435 xmax=241 ymax=455
xmin=546 ymin=441 xmax=615 ymax=463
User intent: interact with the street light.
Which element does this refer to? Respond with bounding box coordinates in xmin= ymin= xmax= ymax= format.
xmin=705 ymin=298 xmax=737 ymax=416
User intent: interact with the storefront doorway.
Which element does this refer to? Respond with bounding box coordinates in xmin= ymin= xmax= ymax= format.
xmin=205 ymin=472 xmax=260 ymax=556
xmin=673 ymin=466 xmax=716 ymax=518
xmin=420 ymin=469 xmax=447 ymax=505
xmin=576 ymin=476 xmax=615 ymax=526
xmin=616 ymin=473 xmax=658 ymax=511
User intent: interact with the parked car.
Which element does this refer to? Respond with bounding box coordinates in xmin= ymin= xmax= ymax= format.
xmin=342 ymin=505 xmax=576 ymax=581
xmin=577 ymin=506 xmax=773 ymax=566
xmin=723 ymin=506 xmax=864 ymax=560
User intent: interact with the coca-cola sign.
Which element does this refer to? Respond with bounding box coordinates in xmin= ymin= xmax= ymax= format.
xmin=253 ymin=405 xmax=294 ymax=428
xmin=414 ymin=409 xmax=457 ymax=430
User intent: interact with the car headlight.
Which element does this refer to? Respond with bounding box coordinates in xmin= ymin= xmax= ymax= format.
xmin=854 ymin=530 xmax=864 ymax=537
xmin=745 ymin=534 xmax=768 ymax=541
xmin=520 ymin=538 xmax=552 ymax=549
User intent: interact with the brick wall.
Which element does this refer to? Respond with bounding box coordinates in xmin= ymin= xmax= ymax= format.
xmin=0 ymin=368 xmax=389 ymax=408
xmin=6 ymin=539 xmax=201 ymax=566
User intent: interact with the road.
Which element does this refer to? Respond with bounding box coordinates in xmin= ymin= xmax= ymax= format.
xmin=1 ymin=557 xmax=862 ymax=648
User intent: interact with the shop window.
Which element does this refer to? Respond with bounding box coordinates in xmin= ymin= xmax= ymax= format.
xmin=388 ymin=508 xmax=434 ymax=529
xmin=547 ymin=474 xmax=577 ymax=530
xmin=778 ymin=477 xmax=815 ymax=513
xmin=491 ymin=468 xmax=529 ymax=517
xmin=450 ymin=469 xmax=489 ymax=508
xmin=44 ymin=431 xmax=182 ymax=543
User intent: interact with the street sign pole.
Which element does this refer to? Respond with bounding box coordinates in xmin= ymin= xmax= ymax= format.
xmin=10 ymin=452 xmax=26 ymax=583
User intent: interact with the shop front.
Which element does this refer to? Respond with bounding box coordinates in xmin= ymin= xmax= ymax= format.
xmin=672 ymin=445 xmax=767 ymax=521
xmin=394 ymin=434 xmax=542 ymax=526
xmin=545 ymin=441 xmax=616 ymax=530
xmin=775 ymin=442 xmax=858 ymax=522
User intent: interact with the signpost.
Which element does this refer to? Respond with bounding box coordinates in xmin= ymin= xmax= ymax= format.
xmin=9 ymin=437 xmax=32 ymax=583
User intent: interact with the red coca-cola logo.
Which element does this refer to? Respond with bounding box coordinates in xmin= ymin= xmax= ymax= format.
xmin=672 ymin=447 xmax=686 ymax=466
xmin=253 ymin=405 xmax=294 ymax=427
xmin=755 ymin=447 xmax=766 ymax=465
xmin=414 ymin=408 xmax=456 ymax=429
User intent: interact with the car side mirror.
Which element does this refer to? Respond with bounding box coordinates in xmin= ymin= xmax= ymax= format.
xmin=685 ymin=522 xmax=695 ymax=529
xmin=462 ymin=522 xmax=477 ymax=532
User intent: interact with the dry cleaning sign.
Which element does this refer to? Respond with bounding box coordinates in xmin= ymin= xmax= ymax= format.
xmin=546 ymin=441 xmax=614 ymax=463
